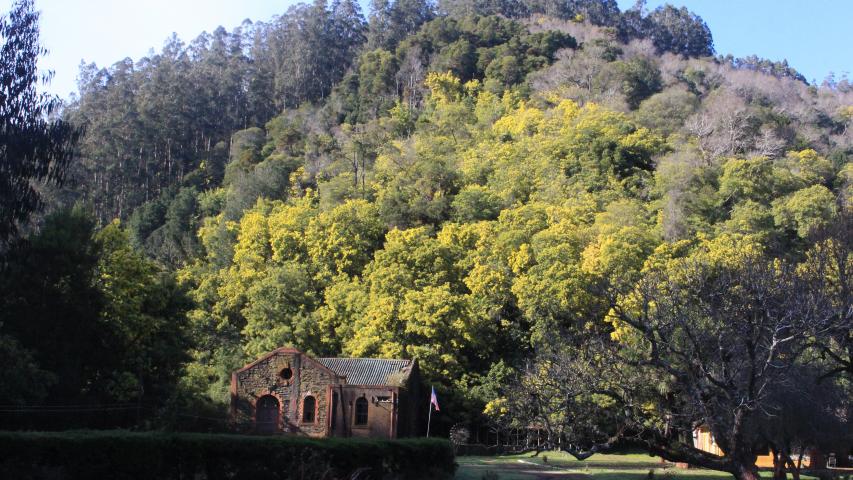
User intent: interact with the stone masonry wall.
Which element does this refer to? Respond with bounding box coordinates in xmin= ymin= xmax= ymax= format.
xmin=233 ymin=350 xmax=340 ymax=437
xmin=294 ymin=356 xmax=335 ymax=437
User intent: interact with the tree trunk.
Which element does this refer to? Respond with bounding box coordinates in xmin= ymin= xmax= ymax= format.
xmin=786 ymin=454 xmax=801 ymax=480
xmin=733 ymin=462 xmax=761 ymax=480
xmin=771 ymin=450 xmax=787 ymax=480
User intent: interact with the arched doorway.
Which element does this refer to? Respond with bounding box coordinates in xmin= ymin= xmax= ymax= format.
xmin=256 ymin=395 xmax=280 ymax=434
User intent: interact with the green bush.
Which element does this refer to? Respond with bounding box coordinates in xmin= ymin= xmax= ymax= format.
xmin=0 ymin=430 xmax=456 ymax=480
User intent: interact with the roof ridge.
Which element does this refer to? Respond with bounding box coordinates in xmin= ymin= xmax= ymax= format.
xmin=317 ymin=357 xmax=410 ymax=362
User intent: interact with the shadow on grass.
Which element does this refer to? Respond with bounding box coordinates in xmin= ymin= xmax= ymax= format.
xmin=455 ymin=455 xmax=735 ymax=480
xmin=590 ymin=471 xmax=724 ymax=480
xmin=456 ymin=454 xmax=823 ymax=480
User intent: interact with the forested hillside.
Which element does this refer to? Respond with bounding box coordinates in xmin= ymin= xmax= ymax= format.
xmin=1 ymin=0 xmax=850 ymax=458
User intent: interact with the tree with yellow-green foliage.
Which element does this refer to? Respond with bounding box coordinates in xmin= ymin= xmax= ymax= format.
xmin=502 ymin=230 xmax=851 ymax=480
xmin=173 ymin=71 xmax=851 ymax=446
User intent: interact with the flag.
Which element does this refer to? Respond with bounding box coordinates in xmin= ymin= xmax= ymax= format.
xmin=430 ymin=386 xmax=440 ymax=411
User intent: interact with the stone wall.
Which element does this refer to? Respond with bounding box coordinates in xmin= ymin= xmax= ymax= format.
xmin=232 ymin=349 xmax=340 ymax=437
xmin=294 ymin=355 xmax=335 ymax=437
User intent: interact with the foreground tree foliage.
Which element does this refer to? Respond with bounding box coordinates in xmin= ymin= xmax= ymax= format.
xmin=0 ymin=0 xmax=80 ymax=243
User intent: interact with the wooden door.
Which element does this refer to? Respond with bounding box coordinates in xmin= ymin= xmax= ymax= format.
xmin=256 ymin=395 xmax=280 ymax=434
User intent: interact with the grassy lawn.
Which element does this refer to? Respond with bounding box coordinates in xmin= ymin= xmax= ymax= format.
xmin=455 ymin=451 xmax=818 ymax=480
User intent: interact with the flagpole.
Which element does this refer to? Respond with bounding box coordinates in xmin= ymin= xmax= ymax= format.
xmin=427 ymin=385 xmax=439 ymax=438
xmin=426 ymin=399 xmax=433 ymax=438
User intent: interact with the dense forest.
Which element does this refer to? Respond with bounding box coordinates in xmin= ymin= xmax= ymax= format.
xmin=0 ymin=0 xmax=850 ymax=478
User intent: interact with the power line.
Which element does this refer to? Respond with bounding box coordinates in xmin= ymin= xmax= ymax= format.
xmin=0 ymin=403 xmax=232 ymax=424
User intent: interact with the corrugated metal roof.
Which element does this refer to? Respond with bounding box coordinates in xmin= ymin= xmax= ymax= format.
xmin=318 ymin=357 xmax=412 ymax=386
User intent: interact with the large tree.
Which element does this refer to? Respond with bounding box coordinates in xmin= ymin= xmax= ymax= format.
xmin=502 ymin=234 xmax=852 ymax=480
xmin=0 ymin=0 xmax=80 ymax=243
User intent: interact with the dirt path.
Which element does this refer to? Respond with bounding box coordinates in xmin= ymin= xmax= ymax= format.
xmin=462 ymin=459 xmax=590 ymax=479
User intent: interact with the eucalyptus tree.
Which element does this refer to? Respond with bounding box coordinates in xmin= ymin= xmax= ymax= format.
xmin=367 ymin=0 xmax=434 ymax=51
xmin=0 ymin=0 xmax=80 ymax=243
xmin=646 ymin=4 xmax=714 ymax=57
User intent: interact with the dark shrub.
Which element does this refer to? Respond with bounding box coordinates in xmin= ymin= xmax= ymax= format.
xmin=0 ymin=430 xmax=456 ymax=480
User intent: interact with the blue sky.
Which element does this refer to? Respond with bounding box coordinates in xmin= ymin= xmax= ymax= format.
xmin=618 ymin=0 xmax=853 ymax=85
xmin=28 ymin=0 xmax=853 ymax=100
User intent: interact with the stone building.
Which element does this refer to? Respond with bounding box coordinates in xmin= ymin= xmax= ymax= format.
xmin=230 ymin=347 xmax=422 ymax=438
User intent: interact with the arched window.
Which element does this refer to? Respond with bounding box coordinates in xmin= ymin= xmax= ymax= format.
xmin=354 ymin=397 xmax=368 ymax=426
xmin=302 ymin=395 xmax=316 ymax=423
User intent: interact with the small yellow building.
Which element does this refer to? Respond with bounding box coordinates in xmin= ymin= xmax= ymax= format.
xmin=692 ymin=427 xmax=818 ymax=469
